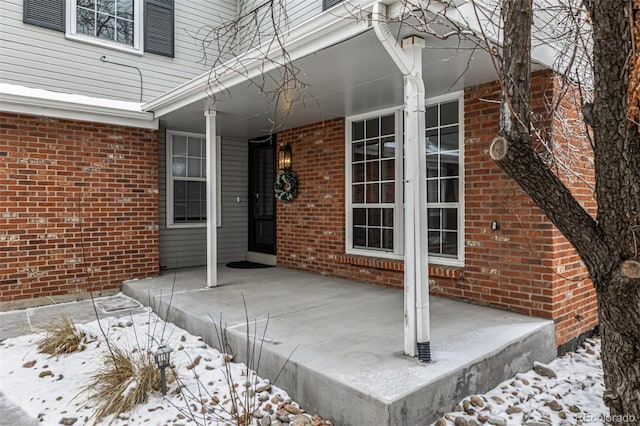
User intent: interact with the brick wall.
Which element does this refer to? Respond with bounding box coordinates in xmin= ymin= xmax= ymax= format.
xmin=275 ymin=72 xmax=598 ymax=347
xmin=0 ymin=113 xmax=159 ymax=308
xmin=548 ymin=77 xmax=598 ymax=346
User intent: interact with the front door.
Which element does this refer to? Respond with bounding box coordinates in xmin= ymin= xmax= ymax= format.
xmin=248 ymin=137 xmax=276 ymax=254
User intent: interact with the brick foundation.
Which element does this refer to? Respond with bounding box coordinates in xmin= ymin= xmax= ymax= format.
xmin=276 ymin=72 xmax=598 ymax=347
xmin=0 ymin=112 xmax=159 ymax=309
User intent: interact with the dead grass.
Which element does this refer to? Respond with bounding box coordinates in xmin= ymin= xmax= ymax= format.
xmin=82 ymin=346 xmax=171 ymax=424
xmin=37 ymin=314 xmax=86 ymax=355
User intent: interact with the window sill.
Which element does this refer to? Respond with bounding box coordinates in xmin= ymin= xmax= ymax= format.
xmin=338 ymin=254 xmax=464 ymax=279
xmin=65 ymin=33 xmax=143 ymax=56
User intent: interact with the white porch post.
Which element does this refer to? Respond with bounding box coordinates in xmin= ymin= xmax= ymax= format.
xmin=372 ymin=3 xmax=431 ymax=361
xmin=205 ymin=109 xmax=218 ymax=288
xmin=401 ymin=36 xmax=430 ymax=361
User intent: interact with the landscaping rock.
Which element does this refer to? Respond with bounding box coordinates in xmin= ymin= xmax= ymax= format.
xmin=261 ymin=415 xmax=272 ymax=426
xmin=454 ymin=416 xmax=468 ymax=426
xmin=533 ymin=362 xmax=557 ymax=379
xmin=487 ymin=416 xmax=507 ymax=426
xmin=477 ymin=413 xmax=489 ymax=423
xmin=39 ymin=370 xmax=53 ymax=378
xmin=545 ymin=400 xmax=563 ymax=412
xmin=23 ymin=360 xmax=36 ymax=368
xmin=463 ymin=399 xmax=475 ymax=415
xmin=470 ymin=395 xmax=484 ymax=408
xmin=291 ymin=414 xmax=312 ymax=426
xmin=490 ymin=396 xmax=505 ymax=405
xmin=59 ymin=418 xmax=77 ymax=425
xmin=285 ymin=404 xmax=303 ymax=415
xmin=505 ymin=405 xmax=522 ymax=414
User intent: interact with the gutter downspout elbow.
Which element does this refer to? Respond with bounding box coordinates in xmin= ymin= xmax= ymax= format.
xmin=372 ymin=2 xmax=411 ymax=76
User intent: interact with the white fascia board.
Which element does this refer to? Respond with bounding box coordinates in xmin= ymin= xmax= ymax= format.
xmin=144 ymin=1 xmax=378 ymax=117
xmin=0 ymin=84 xmax=158 ymax=130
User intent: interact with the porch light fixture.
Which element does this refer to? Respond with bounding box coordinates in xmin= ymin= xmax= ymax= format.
xmin=277 ymin=144 xmax=292 ymax=170
xmin=153 ymin=343 xmax=173 ymax=395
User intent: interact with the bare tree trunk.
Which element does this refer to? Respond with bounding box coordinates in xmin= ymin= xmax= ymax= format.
xmin=596 ymin=274 xmax=640 ymax=421
xmin=491 ymin=0 xmax=640 ymax=421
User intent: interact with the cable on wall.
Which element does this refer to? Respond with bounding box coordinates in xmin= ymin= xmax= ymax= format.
xmin=99 ymin=55 xmax=144 ymax=103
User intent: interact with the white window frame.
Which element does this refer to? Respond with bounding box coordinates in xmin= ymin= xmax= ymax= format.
xmin=425 ymin=92 xmax=465 ymax=267
xmin=66 ymin=0 xmax=144 ymax=55
xmin=345 ymin=106 xmax=405 ymax=260
xmin=166 ymin=131 xmax=221 ymax=229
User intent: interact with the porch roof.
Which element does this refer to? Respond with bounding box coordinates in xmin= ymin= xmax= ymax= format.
xmin=122 ymin=265 xmax=555 ymax=425
xmin=143 ymin=1 xmax=551 ymax=139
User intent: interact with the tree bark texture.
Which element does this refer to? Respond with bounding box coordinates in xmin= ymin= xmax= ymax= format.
xmin=493 ymin=0 xmax=640 ymax=420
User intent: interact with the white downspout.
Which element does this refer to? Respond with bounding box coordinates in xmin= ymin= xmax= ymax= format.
xmin=205 ymin=109 xmax=218 ymax=288
xmin=372 ymin=2 xmax=431 ymax=362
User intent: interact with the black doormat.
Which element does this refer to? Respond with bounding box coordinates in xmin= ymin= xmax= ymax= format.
xmin=226 ymin=261 xmax=275 ymax=269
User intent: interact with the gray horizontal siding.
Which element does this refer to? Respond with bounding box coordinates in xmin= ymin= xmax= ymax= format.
xmin=159 ymin=126 xmax=248 ymax=269
xmin=286 ymin=0 xmax=322 ymax=28
xmin=0 ymin=0 xmax=237 ymax=102
xmin=237 ymin=0 xmax=322 ymax=53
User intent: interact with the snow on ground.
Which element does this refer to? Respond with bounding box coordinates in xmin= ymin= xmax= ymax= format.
xmin=0 ymin=308 xmax=328 ymax=426
xmin=0 ymin=304 xmax=613 ymax=426
xmin=432 ymin=338 xmax=610 ymax=426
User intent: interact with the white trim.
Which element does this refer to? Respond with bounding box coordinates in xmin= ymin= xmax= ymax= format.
xmin=345 ymin=106 xmax=404 ymax=259
xmin=0 ymin=84 xmax=157 ymax=129
xmin=166 ymin=131 xmax=221 ymax=229
xmin=205 ymin=110 xmax=218 ymax=288
xmin=66 ymin=0 xmax=143 ymax=55
xmin=425 ymin=91 xmax=465 ymax=265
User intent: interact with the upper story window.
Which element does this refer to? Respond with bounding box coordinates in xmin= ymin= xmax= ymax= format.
xmin=72 ymin=0 xmax=141 ymax=50
xmin=23 ymin=0 xmax=174 ymax=57
xmin=73 ymin=0 xmax=137 ymax=48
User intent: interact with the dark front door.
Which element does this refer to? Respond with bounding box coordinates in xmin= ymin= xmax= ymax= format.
xmin=248 ymin=136 xmax=276 ymax=254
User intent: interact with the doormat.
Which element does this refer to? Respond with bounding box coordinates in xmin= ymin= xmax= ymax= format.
xmin=226 ymin=261 xmax=275 ymax=269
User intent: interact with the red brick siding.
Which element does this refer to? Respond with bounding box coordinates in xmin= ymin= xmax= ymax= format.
xmin=0 ymin=113 xmax=159 ymax=305
xmin=548 ymin=77 xmax=598 ymax=345
xmin=275 ymin=72 xmax=597 ymax=347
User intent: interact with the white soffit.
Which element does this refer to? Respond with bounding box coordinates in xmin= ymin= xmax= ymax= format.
xmin=0 ymin=83 xmax=158 ymax=129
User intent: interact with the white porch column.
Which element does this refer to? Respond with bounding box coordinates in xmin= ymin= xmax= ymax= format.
xmin=401 ymin=36 xmax=430 ymax=361
xmin=205 ymin=110 xmax=218 ymax=288
xmin=373 ymin=2 xmax=431 ymax=361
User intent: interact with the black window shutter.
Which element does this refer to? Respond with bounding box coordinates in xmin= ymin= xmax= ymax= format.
xmin=24 ymin=0 xmax=65 ymax=32
xmin=323 ymin=0 xmax=344 ymax=11
xmin=144 ymin=0 xmax=174 ymax=57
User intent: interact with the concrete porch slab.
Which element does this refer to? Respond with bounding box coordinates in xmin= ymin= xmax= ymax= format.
xmin=122 ymin=266 xmax=555 ymax=426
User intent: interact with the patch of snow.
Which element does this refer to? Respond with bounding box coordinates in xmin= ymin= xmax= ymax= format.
xmin=432 ymin=337 xmax=610 ymax=426
xmin=0 ymin=83 xmax=143 ymax=111
xmin=0 ymin=309 xmax=326 ymax=425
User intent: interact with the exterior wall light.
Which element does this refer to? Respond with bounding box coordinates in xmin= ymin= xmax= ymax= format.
xmin=278 ymin=144 xmax=292 ymax=170
xmin=153 ymin=343 xmax=172 ymax=395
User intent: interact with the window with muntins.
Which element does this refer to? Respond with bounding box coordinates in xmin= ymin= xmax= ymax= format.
xmin=23 ymin=0 xmax=174 ymax=56
xmin=347 ymin=109 xmax=403 ymax=256
xmin=345 ymin=97 xmax=463 ymax=264
xmin=69 ymin=0 xmax=141 ymax=50
xmin=167 ymin=132 xmax=221 ymax=228
xmin=426 ymin=99 xmax=463 ymax=262
xmin=169 ymin=133 xmax=207 ymax=225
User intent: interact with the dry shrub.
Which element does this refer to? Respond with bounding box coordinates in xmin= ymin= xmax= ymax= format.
xmin=82 ymin=346 xmax=170 ymax=423
xmin=37 ymin=314 xmax=86 ymax=355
